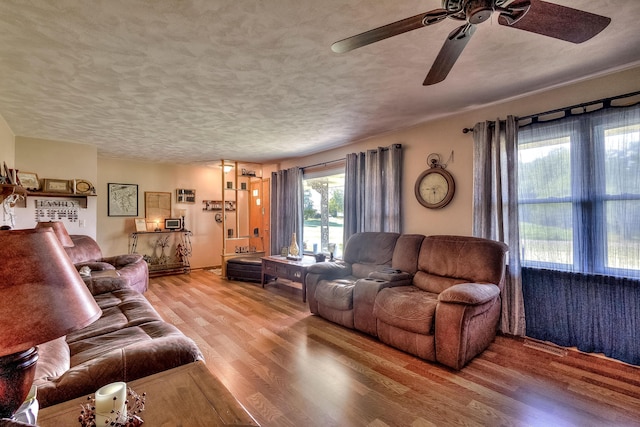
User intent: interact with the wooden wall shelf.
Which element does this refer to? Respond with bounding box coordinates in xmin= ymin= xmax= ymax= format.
xmin=11 ymin=191 xmax=96 ymax=208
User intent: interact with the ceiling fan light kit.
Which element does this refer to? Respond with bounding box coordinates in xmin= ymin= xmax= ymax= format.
xmin=332 ymin=0 xmax=611 ymax=85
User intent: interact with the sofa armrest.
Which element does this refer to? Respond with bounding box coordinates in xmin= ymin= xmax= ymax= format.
xmin=435 ymin=283 xmax=502 ymax=370
xmin=438 ymin=283 xmax=500 ymax=305
xmin=75 ymin=261 xmax=116 ymax=272
xmin=101 ymin=253 xmax=145 ymax=268
xmin=84 ymin=275 xmax=131 ymax=295
xmin=306 ymin=261 xmax=351 ymax=279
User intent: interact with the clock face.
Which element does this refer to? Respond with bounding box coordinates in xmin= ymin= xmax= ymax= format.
xmin=75 ymin=179 xmax=93 ymax=194
xmin=414 ymin=168 xmax=455 ymax=209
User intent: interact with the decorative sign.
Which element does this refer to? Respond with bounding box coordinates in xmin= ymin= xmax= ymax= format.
xmin=34 ymin=199 xmax=81 ymax=222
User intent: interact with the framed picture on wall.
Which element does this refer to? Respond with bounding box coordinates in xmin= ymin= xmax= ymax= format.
xmin=108 ymin=183 xmax=138 ymax=217
xmin=176 ymin=188 xmax=196 ymax=204
xmin=145 ymin=191 xmax=171 ymax=222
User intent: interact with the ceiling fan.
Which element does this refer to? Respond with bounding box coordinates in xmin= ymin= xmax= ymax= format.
xmin=331 ymin=0 xmax=611 ymax=85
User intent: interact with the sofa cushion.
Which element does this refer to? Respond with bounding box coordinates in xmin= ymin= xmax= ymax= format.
xmin=66 ymin=289 xmax=162 ymax=343
xmin=315 ymin=279 xmax=355 ymax=311
xmin=374 ymin=286 xmax=438 ymax=335
xmin=343 ymin=232 xmax=399 ymax=266
xmin=416 ymin=235 xmax=508 ymax=293
xmin=34 ymin=337 xmax=70 ymax=382
xmin=412 ymin=271 xmax=466 ymax=294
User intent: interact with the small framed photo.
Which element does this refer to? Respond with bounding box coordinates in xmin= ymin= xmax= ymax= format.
xmin=43 ymin=178 xmax=72 ymax=193
xmin=17 ymin=171 xmax=40 ymax=190
xmin=134 ymin=218 xmax=147 ymax=233
xmin=176 ymin=188 xmax=196 ymax=204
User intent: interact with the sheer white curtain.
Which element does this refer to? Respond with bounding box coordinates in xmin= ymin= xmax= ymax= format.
xmin=472 ymin=116 xmax=525 ymax=336
xmin=343 ymin=144 xmax=402 ymax=240
xmin=270 ymin=167 xmax=303 ymax=256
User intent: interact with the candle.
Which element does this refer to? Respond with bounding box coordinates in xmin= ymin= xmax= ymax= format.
xmin=95 ymin=382 xmax=127 ymax=424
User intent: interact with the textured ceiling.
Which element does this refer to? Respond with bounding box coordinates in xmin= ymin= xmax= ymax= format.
xmin=0 ymin=0 xmax=639 ymax=164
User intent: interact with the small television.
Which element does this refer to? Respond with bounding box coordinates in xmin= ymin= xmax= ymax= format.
xmin=164 ymin=218 xmax=182 ymax=230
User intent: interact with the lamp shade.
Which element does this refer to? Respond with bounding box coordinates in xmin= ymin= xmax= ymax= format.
xmin=0 ymin=228 xmax=101 ymax=357
xmin=35 ymin=221 xmax=74 ymax=247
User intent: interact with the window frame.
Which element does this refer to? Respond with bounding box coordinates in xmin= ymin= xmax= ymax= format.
xmin=517 ymin=111 xmax=640 ymax=277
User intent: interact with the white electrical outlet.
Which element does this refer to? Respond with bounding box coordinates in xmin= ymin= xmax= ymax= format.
xmin=79 ymin=219 xmax=86 ymax=227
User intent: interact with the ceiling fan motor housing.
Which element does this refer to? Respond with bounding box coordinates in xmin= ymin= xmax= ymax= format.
xmin=443 ymin=0 xmax=494 ymax=23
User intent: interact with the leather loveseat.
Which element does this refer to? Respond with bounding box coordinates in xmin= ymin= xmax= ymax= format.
xmin=33 ymin=276 xmax=203 ymax=408
xmin=64 ymin=235 xmax=149 ymax=294
xmin=305 ymin=232 xmax=508 ymax=370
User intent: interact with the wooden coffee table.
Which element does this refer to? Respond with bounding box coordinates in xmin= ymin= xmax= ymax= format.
xmin=37 ymin=362 xmax=259 ymax=426
xmin=261 ymin=255 xmax=315 ymax=302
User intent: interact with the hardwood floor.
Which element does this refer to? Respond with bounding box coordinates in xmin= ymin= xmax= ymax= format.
xmin=146 ymin=270 xmax=640 ymax=427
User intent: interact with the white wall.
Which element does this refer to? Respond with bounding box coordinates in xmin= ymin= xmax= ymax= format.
xmin=278 ymin=66 xmax=640 ymax=237
xmin=8 ymin=65 xmax=640 ymax=263
xmin=97 ymin=158 xmax=227 ymax=269
xmin=0 ymin=114 xmax=14 ymax=167
xmin=14 ymin=137 xmax=98 ymax=237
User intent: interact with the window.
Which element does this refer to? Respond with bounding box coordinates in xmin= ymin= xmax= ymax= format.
xmin=302 ymin=171 xmax=345 ymax=258
xmin=517 ymin=106 xmax=640 ymax=277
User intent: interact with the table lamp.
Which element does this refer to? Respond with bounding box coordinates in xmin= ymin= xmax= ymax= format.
xmin=0 ymin=228 xmax=101 ymax=419
xmin=34 ymin=221 xmax=74 ymax=247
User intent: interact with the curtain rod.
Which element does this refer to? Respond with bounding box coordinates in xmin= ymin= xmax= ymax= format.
xmin=302 ymin=158 xmax=345 ymax=170
xmin=461 ymin=90 xmax=640 ymax=133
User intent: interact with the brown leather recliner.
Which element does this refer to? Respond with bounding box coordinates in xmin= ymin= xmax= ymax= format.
xmin=374 ymin=235 xmax=508 ymax=370
xmin=64 ymin=235 xmax=149 ymax=293
xmin=306 ymin=233 xmax=508 ymax=370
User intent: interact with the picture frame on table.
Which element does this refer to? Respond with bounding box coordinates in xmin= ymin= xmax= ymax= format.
xmin=134 ymin=218 xmax=148 ymax=233
xmin=43 ymin=178 xmax=72 ymax=193
xmin=17 ymin=171 xmax=40 ymax=190
xmin=108 ymin=183 xmax=138 ymax=217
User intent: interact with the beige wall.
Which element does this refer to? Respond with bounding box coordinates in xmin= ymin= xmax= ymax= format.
xmin=8 ymin=65 xmax=640 ymax=265
xmin=14 ymin=137 xmax=98 ymax=237
xmin=97 ymin=158 xmax=227 ymax=269
xmin=279 ymin=66 xmax=640 ymax=237
xmin=0 ymin=114 xmax=15 ymax=168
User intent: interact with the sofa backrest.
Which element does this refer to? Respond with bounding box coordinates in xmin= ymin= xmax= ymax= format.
xmin=391 ymin=234 xmax=426 ymax=274
xmin=65 ymin=235 xmax=104 ymax=264
xmin=343 ymin=232 xmax=400 ymax=278
xmin=413 ymin=235 xmax=508 ymax=294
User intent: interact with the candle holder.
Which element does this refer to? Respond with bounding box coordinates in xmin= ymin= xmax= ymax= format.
xmin=79 ymin=387 xmax=146 ymax=427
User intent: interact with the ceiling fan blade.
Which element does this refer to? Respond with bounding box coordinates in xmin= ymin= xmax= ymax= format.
xmin=423 ymin=24 xmax=476 ymax=86
xmin=331 ymin=9 xmax=449 ymax=54
xmin=498 ymin=0 xmax=611 ymax=43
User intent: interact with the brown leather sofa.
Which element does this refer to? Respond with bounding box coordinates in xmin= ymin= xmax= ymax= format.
xmin=64 ymin=235 xmax=149 ymax=294
xmin=33 ymin=275 xmax=203 ymax=408
xmin=306 ymin=232 xmax=508 ymax=370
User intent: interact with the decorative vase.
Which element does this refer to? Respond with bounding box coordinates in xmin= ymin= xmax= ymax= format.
xmin=289 ymin=233 xmax=300 ymax=258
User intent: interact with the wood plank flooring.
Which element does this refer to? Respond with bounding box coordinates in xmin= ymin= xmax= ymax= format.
xmin=145 ymin=270 xmax=640 ymax=427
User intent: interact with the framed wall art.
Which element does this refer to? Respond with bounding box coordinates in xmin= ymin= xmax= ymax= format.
xmin=108 ymin=183 xmax=138 ymax=217
xmin=176 ymin=188 xmax=196 ymax=204
xmin=145 ymin=191 xmax=171 ymax=222
xmin=43 ymin=178 xmax=73 ymax=194
xmin=17 ymin=171 xmax=40 ymax=190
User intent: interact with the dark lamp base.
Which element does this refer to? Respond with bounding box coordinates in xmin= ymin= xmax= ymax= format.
xmin=0 ymin=347 xmax=38 ymax=419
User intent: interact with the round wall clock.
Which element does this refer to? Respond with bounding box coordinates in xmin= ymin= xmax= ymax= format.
xmin=414 ymin=156 xmax=455 ymax=209
xmin=74 ymin=179 xmax=94 ymax=195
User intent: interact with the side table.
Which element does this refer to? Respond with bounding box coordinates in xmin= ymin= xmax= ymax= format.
xmin=37 ymin=362 xmax=259 ymax=427
xmin=261 ymin=255 xmax=315 ymax=302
